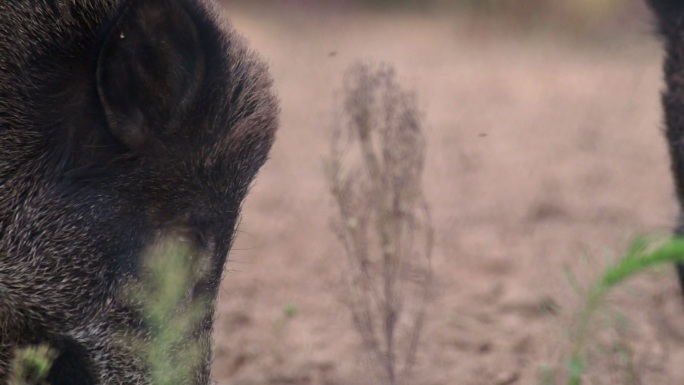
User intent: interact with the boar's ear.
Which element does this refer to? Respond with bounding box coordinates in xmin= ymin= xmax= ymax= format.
xmin=96 ymin=0 xmax=206 ymax=150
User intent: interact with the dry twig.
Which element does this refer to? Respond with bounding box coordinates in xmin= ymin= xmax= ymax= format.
xmin=327 ymin=62 xmax=433 ymax=385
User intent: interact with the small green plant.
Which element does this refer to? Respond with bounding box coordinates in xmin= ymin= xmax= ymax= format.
xmin=283 ymin=303 xmax=299 ymax=319
xmin=9 ymin=345 xmax=56 ymax=385
xmin=563 ymin=236 xmax=684 ymax=385
xmin=128 ymin=237 xmax=210 ymax=385
xmin=272 ymin=302 xmax=299 ymax=333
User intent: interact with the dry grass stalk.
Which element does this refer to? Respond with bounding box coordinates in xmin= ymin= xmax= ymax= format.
xmin=327 ymin=62 xmax=433 ymax=385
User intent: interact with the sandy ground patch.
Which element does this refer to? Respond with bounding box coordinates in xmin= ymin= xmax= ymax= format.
xmin=211 ymin=5 xmax=684 ymax=384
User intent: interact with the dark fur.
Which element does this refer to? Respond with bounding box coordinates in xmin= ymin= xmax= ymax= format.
xmin=647 ymin=0 xmax=684 ymax=292
xmin=0 ymin=0 xmax=278 ymax=384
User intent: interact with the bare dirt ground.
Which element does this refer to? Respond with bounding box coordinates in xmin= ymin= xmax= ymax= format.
xmin=211 ymin=4 xmax=684 ymax=384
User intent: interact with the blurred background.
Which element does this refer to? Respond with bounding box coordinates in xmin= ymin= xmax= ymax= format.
xmin=227 ymin=0 xmax=647 ymax=37
xmin=211 ymin=1 xmax=684 ymax=384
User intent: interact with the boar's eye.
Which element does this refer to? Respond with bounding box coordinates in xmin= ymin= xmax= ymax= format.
xmin=175 ymin=228 xmax=195 ymax=246
xmin=173 ymin=227 xmax=216 ymax=257
xmin=144 ymin=227 xmax=214 ymax=287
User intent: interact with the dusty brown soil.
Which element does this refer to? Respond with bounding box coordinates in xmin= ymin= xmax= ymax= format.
xmin=210 ymin=4 xmax=684 ymax=385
